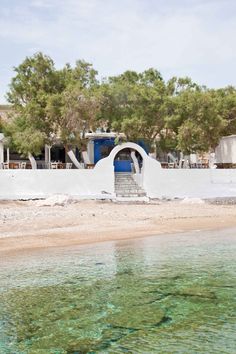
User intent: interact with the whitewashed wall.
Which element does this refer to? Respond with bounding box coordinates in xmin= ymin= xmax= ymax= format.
xmin=143 ymin=168 xmax=236 ymax=199
xmin=1 ymin=142 xmax=236 ymax=200
xmin=0 ymin=169 xmax=115 ymax=200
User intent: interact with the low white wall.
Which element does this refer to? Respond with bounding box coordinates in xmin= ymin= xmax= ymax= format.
xmin=1 ymin=142 xmax=236 ymax=200
xmin=144 ymin=168 xmax=236 ymax=199
xmin=0 ymin=169 xmax=115 ymax=200
xmin=1 ymin=167 xmax=236 ymax=200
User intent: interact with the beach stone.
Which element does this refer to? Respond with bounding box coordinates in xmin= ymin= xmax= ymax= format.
xmin=108 ymin=305 xmax=166 ymax=330
xmin=180 ymin=197 xmax=205 ymax=204
xmin=34 ymin=195 xmax=74 ymax=207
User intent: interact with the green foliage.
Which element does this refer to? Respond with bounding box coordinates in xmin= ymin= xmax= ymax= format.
xmin=46 ymin=84 xmax=102 ymax=149
xmin=0 ymin=118 xmax=3 ymax=133
xmin=176 ymin=90 xmax=227 ymax=153
xmin=6 ymin=53 xmax=100 ymax=155
xmin=6 ymin=52 xmax=61 ymax=155
xmin=3 ymin=116 xmax=46 ymax=156
xmin=214 ymin=86 xmax=236 ymax=136
xmin=4 ymin=51 xmax=236 ymax=157
xmin=7 ymin=52 xmax=60 ymax=107
xmin=100 ymin=69 xmax=167 ymax=144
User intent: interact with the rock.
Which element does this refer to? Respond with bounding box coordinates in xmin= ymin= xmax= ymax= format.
xmin=180 ymin=197 xmax=205 ymax=205
xmin=108 ymin=305 xmax=166 ymax=330
xmin=34 ymin=195 xmax=74 ymax=207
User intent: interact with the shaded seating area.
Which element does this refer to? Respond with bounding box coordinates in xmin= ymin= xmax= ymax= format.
xmin=1 ymin=161 xmax=74 ymax=169
xmin=50 ymin=162 xmax=72 ymax=169
xmin=1 ymin=161 xmax=31 ymax=169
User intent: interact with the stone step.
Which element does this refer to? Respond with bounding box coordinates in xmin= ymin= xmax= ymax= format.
xmin=115 ymin=178 xmax=134 ymax=182
xmin=114 ymin=172 xmax=146 ymax=198
xmin=115 ymin=172 xmax=133 ymax=176
xmin=115 ymin=185 xmax=145 ymax=190
xmin=115 ymin=184 xmax=139 ymax=188
xmin=115 ymin=177 xmax=133 ymax=179
xmin=116 ymin=190 xmax=144 ymax=194
xmin=115 ymin=186 xmax=143 ymax=191
xmin=115 ymin=177 xmax=138 ymax=181
xmin=115 ymin=196 xmax=149 ymax=203
xmin=115 ymin=180 xmax=136 ymax=182
xmin=116 ymin=193 xmax=146 ymax=197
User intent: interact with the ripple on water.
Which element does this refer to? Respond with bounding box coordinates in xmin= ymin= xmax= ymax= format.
xmin=0 ymin=229 xmax=236 ymax=353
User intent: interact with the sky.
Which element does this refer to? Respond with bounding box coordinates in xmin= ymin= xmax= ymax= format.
xmin=0 ymin=0 xmax=236 ymax=103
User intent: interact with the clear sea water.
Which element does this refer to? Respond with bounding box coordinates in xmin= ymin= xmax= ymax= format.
xmin=0 ymin=229 xmax=235 ymax=353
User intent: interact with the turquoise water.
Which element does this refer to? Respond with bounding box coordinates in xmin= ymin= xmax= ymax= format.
xmin=0 ymin=229 xmax=235 ymax=353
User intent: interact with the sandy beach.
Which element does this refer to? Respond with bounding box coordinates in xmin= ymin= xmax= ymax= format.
xmin=0 ymin=198 xmax=236 ymax=256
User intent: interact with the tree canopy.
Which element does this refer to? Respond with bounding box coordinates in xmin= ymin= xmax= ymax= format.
xmin=4 ymin=52 xmax=236 ymax=157
xmin=5 ymin=53 xmax=101 ymax=156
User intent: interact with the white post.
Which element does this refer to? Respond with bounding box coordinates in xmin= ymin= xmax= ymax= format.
xmin=178 ymin=152 xmax=184 ymax=168
xmin=87 ymin=140 xmax=94 ymax=164
xmin=45 ymin=145 xmax=51 ymax=169
xmin=183 ymin=155 xmax=190 ymax=169
xmin=28 ymin=153 xmax=37 ymax=169
xmin=131 ymin=151 xmax=140 ymax=174
xmin=7 ymin=148 xmax=9 ymax=163
xmin=0 ymin=142 xmax=4 ymax=168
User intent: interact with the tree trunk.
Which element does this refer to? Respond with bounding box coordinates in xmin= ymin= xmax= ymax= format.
xmin=28 ymin=153 xmax=37 ymax=169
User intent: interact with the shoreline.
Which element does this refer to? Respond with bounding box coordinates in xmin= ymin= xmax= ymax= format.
xmin=1 ymin=199 xmax=236 ymax=256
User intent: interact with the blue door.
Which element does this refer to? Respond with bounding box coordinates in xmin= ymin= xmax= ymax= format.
xmin=114 ymin=160 xmax=132 ymax=172
xmin=94 ymin=138 xmax=115 ymax=163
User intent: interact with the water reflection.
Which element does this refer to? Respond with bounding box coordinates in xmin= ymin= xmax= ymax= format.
xmin=0 ymin=229 xmax=236 ymax=353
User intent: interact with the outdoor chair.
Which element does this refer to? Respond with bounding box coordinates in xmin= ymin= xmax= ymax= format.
xmin=51 ymin=162 xmax=58 ymax=169
xmin=19 ymin=162 xmax=27 ymax=169
xmin=3 ymin=162 xmax=9 ymax=169
xmin=66 ymin=163 xmax=72 ymax=169
xmin=168 ymin=162 xmax=175 ymax=168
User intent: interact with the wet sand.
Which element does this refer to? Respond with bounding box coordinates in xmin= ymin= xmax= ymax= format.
xmin=0 ymin=199 xmax=236 ymax=256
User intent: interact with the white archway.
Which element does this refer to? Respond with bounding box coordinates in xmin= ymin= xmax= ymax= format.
xmin=110 ymin=142 xmax=147 ymax=176
xmin=108 ymin=142 xmax=148 ymax=162
xmin=94 ymin=142 xmax=162 ymax=197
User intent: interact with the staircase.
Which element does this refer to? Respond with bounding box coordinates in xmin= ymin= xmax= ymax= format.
xmin=115 ymin=173 xmax=146 ymax=198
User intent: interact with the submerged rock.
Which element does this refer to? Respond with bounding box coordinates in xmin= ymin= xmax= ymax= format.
xmin=108 ymin=305 xmax=166 ymax=330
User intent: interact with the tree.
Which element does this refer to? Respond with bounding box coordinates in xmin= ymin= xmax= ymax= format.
xmin=46 ymin=84 xmax=102 ymax=151
xmin=100 ymin=69 xmax=168 ymax=148
xmin=0 ymin=117 xmax=3 ymax=133
xmin=158 ymin=77 xmax=201 ymax=152
xmin=5 ymin=52 xmax=62 ymax=156
xmin=213 ymin=86 xmax=236 ymax=136
xmin=46 ymin=59 xmax=101 ymax=150
xmin=176 ymin=90 xmax=226 ymax=154
xmin=5 ymin=53 xmax=101 ymax=157
xmin=5 ymin=52 xmax=236 ymax=160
